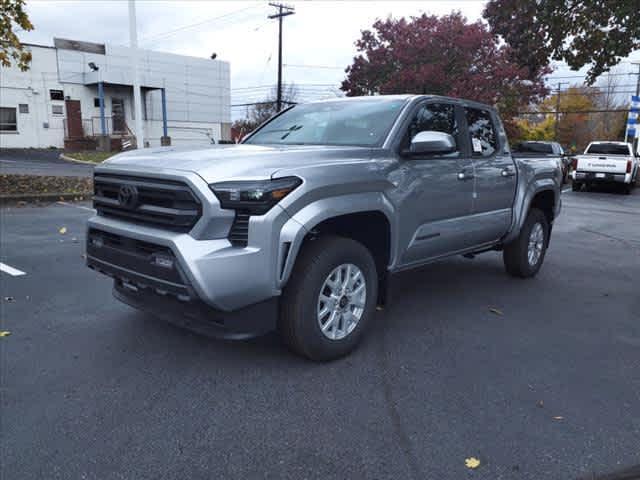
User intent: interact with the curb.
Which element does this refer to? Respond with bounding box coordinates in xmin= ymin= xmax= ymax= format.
xmin=1 ymin=192 xmax=91 ymax=204
xmin=58 ymin=153 xmax=98 ymax=166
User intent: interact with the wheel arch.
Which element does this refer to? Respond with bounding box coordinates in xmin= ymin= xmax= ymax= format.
xmin=277 ymin=193 xmax=395 ymax=291
xmin=503 ymin=181 xmax=558 ymax=244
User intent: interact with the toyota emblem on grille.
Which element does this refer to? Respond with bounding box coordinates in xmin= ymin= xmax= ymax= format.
xmin=117 ymin=185 xmax=139 ymax=209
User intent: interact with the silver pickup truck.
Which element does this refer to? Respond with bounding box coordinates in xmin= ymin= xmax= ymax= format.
xmin=87 ymin=95 xmax=562 ymax=360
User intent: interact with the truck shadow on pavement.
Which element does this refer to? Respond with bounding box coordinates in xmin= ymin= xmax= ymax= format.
xmin=120 ymin=253 xmax=519 ymax=362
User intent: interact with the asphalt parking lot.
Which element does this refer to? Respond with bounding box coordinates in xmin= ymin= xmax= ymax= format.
xmin=0 ymin=149 xmax=93 ymax=177
xmin=1 ymin=187 xmax=639 ymax=480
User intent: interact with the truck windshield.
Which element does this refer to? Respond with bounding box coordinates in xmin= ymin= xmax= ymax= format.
xmin=586 ymin=143 xmax=630 ymax=155
xmin=243 ymin=99 xmax=407 ymax=147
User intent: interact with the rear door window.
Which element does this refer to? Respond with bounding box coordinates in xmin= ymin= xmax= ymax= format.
xmin=465 ymin=107 xmax=497 ymax=157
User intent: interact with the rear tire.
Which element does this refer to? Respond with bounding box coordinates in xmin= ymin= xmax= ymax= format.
xmin=623 ymin=183 xmax=632 ymax=195
xmin=572 ymin=181 xmax=582 ymax=192
xmin=503 ymin=208 xmax=549 ymax=278
xmin=279 ymin=235 xmax=378 ymax=361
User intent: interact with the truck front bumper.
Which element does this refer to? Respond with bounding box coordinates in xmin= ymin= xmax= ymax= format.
xmin=86 ymin=215 xmax=285 ymax=339
xmin=572 ymin=171 xmax=632 ymax=184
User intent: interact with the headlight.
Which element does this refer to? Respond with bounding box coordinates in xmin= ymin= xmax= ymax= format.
xmin=209 ymin=177 xmax=302 ymax=215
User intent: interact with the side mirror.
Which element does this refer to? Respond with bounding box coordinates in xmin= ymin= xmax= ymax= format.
xmin=406 ymin=131 xmax=457 ymax=156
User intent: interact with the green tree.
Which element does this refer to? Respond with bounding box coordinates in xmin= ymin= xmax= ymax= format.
xmin=543 ymin=86 xmax=596 ymax=150
xmin=516 ymin=116 xmax=556 ymax=142
xmin=0 ymin=0 xmax=34 ymax=71
xmin=483 ymin=0 xmax=640 ymax=84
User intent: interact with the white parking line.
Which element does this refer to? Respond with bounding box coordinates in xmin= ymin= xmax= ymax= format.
xmin=56 ymin=201 xmax=96 ymax=212
xmin=562 ymin=188 xmax=572 ymax=193
xmin=0 ymin=263 xmax=26 ymax=276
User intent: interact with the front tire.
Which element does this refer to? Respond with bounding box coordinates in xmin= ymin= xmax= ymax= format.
xmin=503 ymin=208 xmax=549 ymax=278
xmin=279 ymin=235 xmax=378 ymax=361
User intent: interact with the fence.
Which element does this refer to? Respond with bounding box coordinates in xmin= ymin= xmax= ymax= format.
xmin=63 ymin=116 xmax=131 ymax=139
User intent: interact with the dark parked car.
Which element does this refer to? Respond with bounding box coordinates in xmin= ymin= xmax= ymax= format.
xmin=513 ymin=141 xmax=569 ymax=183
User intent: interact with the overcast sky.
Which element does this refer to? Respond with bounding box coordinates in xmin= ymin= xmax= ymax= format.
xmin=20 ymin=0 xmax=640 ymax=117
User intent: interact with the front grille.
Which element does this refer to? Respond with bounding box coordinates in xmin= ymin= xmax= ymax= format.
xmin=229 ymin=211 xmax=250 ymax=247
xmin=93 ymin=174 xmax=201 ymax=232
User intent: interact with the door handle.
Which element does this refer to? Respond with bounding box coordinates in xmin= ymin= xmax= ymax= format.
xmin=501 ymin=168 xmax=516 ymax=177
xmin=457 ymin=171 xmax=474 ymax=181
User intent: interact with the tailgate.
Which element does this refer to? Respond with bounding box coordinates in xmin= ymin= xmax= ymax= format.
xmin=576 ymin=155 xmax=629 ymax=174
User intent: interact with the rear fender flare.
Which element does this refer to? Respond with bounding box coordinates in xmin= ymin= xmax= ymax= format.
xmin=503 ymin=179 xmax=557 ymax=244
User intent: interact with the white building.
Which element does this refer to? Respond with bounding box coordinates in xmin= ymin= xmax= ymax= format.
xmin=0 ymin=38 xmax=231 ymax=149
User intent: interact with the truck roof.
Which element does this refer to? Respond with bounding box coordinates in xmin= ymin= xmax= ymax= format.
xmin=308 ymin=94 xmax=496 ymax=112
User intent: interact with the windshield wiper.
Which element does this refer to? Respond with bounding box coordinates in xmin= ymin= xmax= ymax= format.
xmin=257 ymin=124 xmax=304 ymax=140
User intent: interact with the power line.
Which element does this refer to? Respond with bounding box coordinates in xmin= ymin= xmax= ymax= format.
xmin=283 ymin=64 xmax=345 ymax=70
xmin=140 ymin=5 xmax=261 ymax=43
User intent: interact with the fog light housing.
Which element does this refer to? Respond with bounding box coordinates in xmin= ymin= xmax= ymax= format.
xmin=152 ymin=254 xmax=174 ymax=269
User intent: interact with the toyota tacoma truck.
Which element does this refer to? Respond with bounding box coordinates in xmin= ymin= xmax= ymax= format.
xmin=571 ymin=141 xmax=638 ymax=194
xmin=86 ymin=95 xmax=562 ymax=360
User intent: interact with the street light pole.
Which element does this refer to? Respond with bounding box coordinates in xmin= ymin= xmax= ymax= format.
xmin=129 ymin=0 xmax=144 ymax=149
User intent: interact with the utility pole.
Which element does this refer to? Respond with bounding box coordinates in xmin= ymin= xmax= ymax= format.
xmin=554 ymin=81 xmax=568 ymax=142
xmin=129 ymin=0 xmax=144 ymax=149
xmin=268 ymin=3 xmax=295 ymax=112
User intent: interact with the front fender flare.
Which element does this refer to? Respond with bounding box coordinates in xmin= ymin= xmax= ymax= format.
xmin=276 ymin=192 xmax=396 ymax=288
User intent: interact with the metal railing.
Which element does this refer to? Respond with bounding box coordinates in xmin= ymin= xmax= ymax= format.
xmin=64 ymin=116 xmax=131 ymax=139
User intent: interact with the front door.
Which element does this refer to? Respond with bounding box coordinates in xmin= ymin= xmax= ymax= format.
xmin=111 ymin=98 xmax=125 ymax=133
xmin=393 ymin=101 xmax=476 ymax=266
xmin=464 ymin=106 xmax=517 ymax=245
xmin=64 ymin=99 xmax=82 ymax=138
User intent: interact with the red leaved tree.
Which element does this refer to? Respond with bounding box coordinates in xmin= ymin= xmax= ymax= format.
xmin=341 ymin=13 xmax=550 ymax=136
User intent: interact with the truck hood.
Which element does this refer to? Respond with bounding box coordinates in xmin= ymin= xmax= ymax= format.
xmin=101 ymin=144 xmax=374 ymax=182
xmin=575 ymin=154 xmax=632 ymax=174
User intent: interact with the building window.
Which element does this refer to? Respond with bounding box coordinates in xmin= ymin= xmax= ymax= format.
xmin=52 ymin=105 xmax=64 ymax=116
xmin=19 ymin=104 xmax=29 ymax=114
xmin=0 ymin=107 xmax=18 ymax=131
xmin=94 ymin=98 xmax=101 ymax=108
xmin=50 ymin=89 xmax=64 ymax=101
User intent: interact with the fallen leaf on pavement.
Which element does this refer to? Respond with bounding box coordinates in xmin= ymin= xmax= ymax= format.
xmin=537 ymin=400 xmax=544 ymax=408
xmin=0 ymin=331 xmax=11 ymax=337
xmin=488 ymin=307 xmax=503 ymax=316
xmin=3 ymin=297 xmax=15 ymax=303
xmin=553 ymin=416 xmax=564 ymax=420
xmin=59 ymin=227 xmax=67 ymax=234
xmin=465 ymin=457 xmax=481 ymax=469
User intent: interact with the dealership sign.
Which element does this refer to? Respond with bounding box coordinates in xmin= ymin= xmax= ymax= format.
xmin=627 ymin=95 xmax=640 ymax=139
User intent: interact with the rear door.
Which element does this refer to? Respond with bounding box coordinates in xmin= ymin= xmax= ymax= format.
xmin=392 ymin=100 xmax=476 ymax=266
xmin=464 ymin=106 xmax=517 ymax=245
